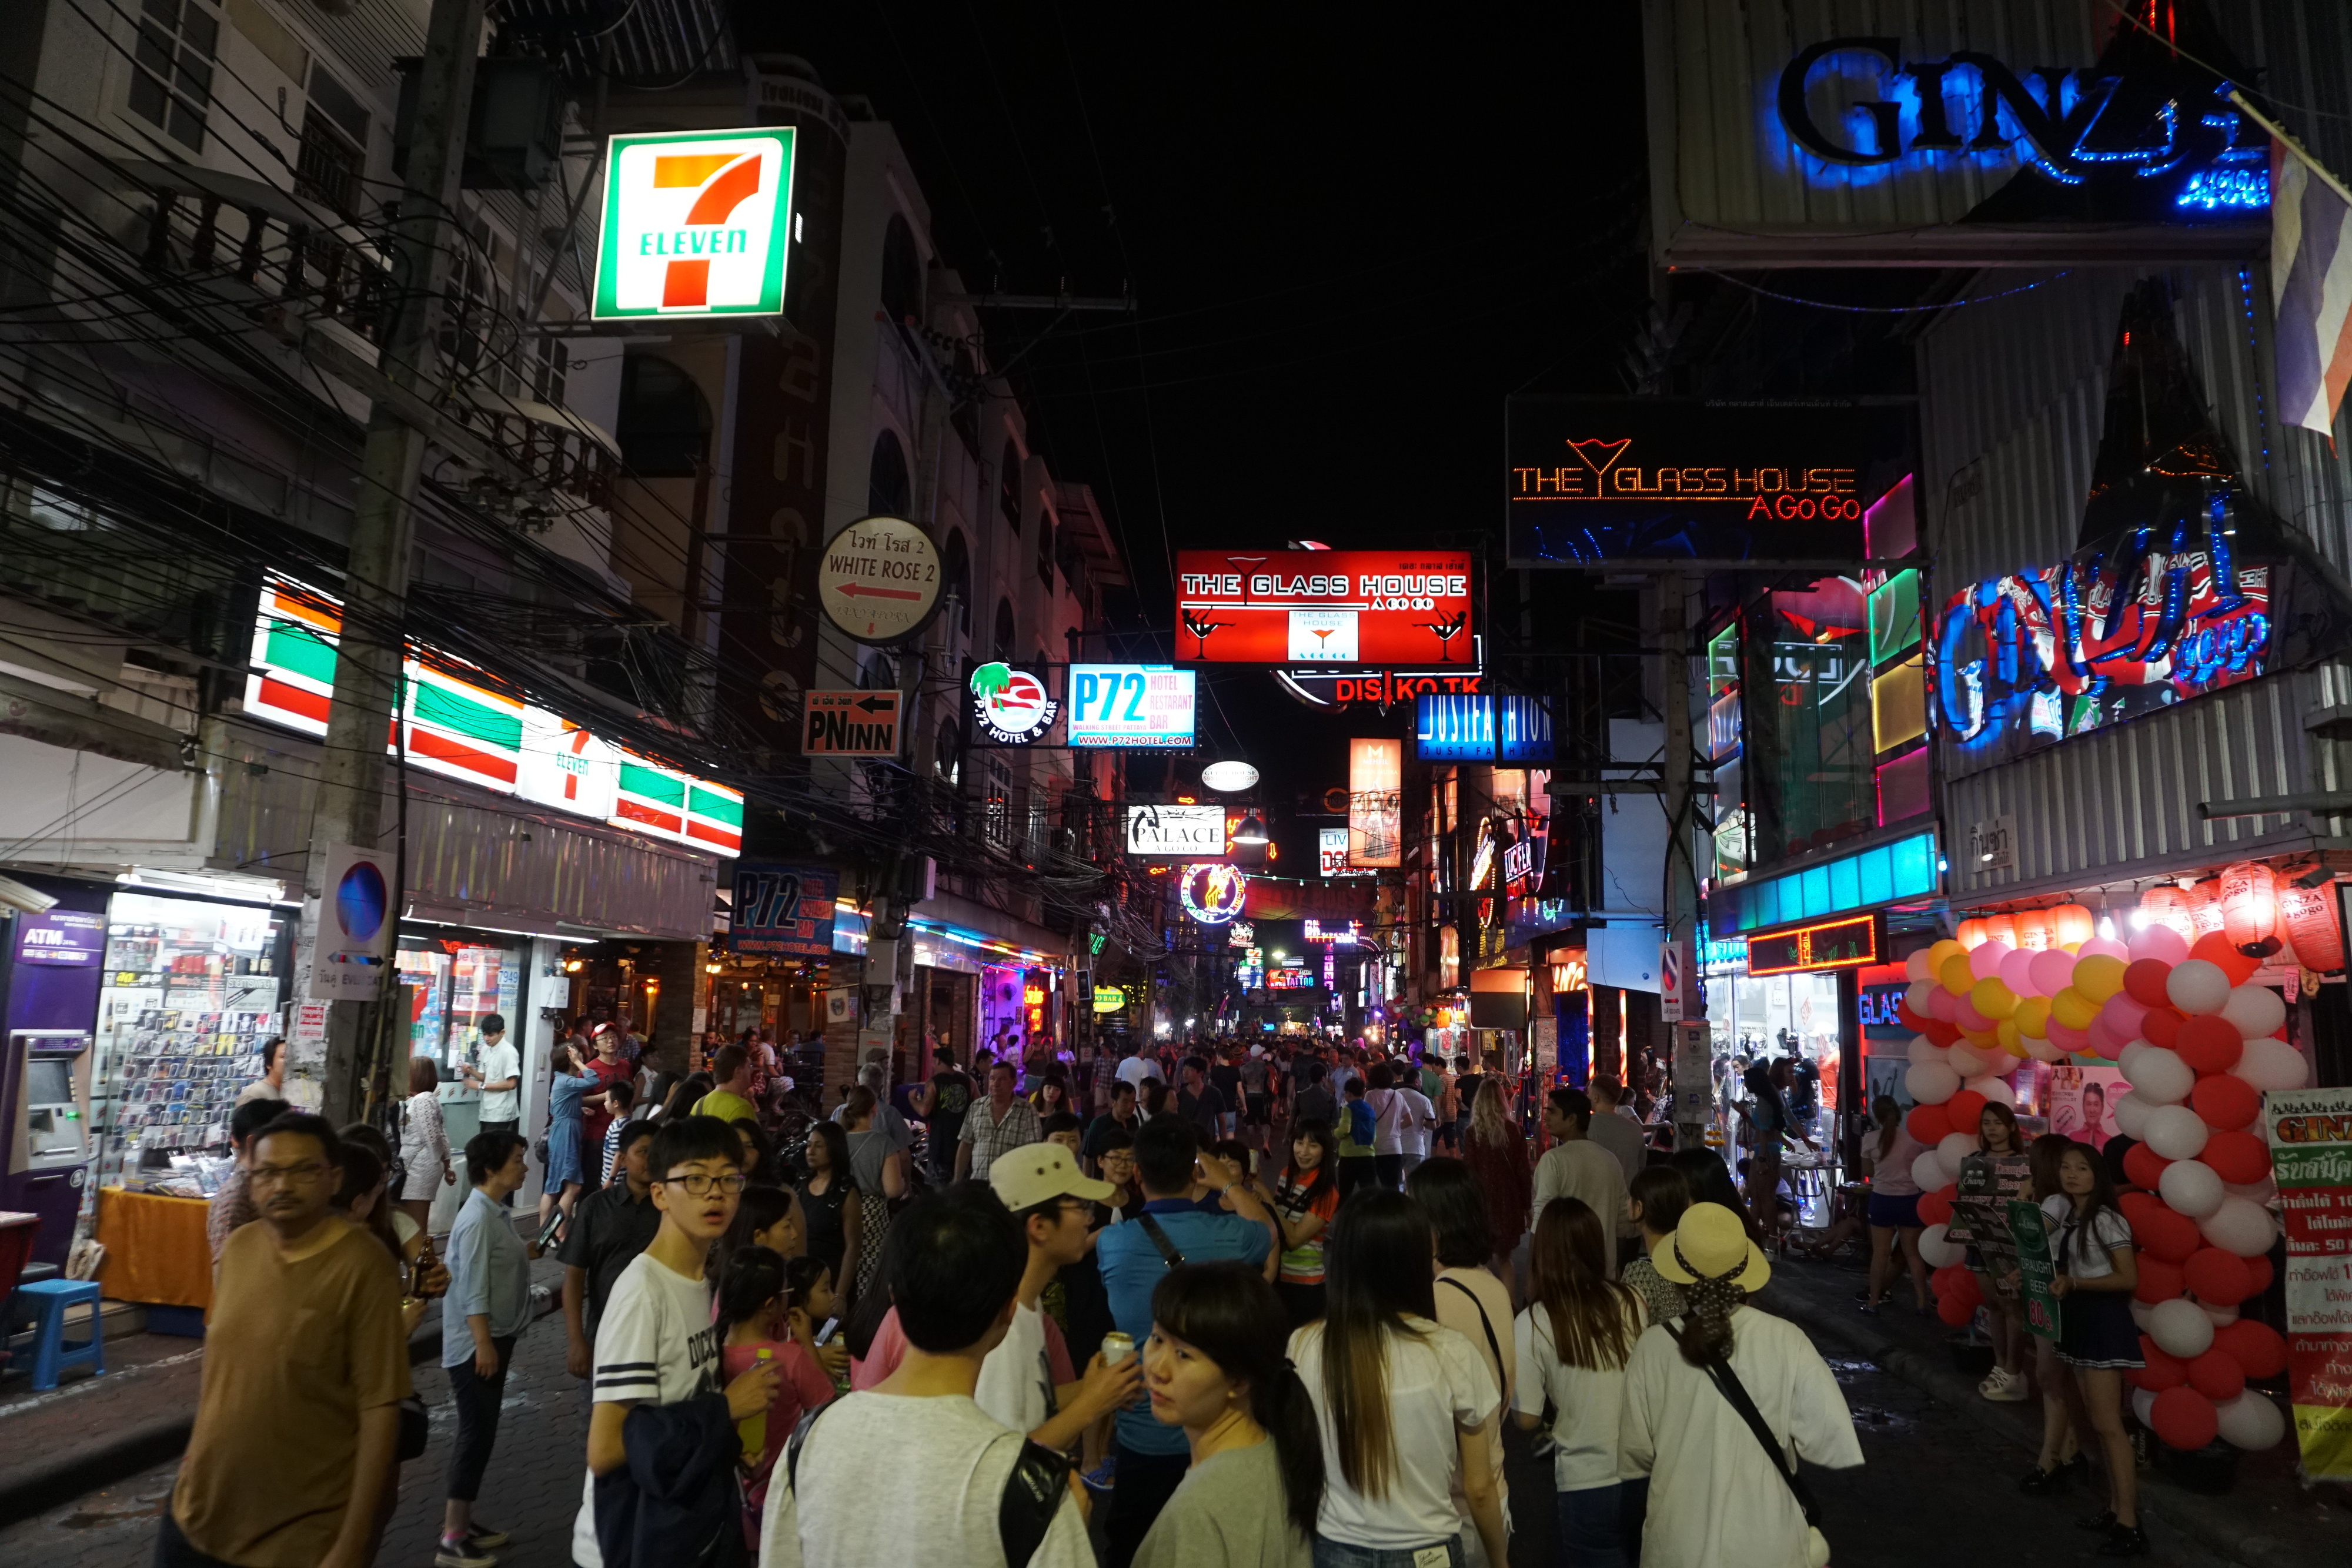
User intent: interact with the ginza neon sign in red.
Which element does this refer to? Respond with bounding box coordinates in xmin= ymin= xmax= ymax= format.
xmin=1512 ymin=437 xmax=1863 ymax=521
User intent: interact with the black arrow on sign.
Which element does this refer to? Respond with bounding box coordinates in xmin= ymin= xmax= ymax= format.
xmin=854 ymin=695 xmax=896 ymax=714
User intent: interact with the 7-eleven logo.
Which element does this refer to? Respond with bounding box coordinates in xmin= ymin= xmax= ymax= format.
xmin=594 ymin=127 xmax=797 ymax=319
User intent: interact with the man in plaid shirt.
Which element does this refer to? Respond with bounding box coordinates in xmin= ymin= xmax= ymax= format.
xmin=953 ymin=1059 xmax=1043 ymax=1182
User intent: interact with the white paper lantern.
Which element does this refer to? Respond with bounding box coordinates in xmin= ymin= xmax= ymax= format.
xmin=2219 ymin=984 xmax=2286 ymax=1041
xmin=1967 ymin=1074 xmax=2018 ymax=1107
xmin=1917 ymin=1222 xmax=1963 ymax=1268
xmin=1906 ymin=1037 xmax=1947 ymax=1068
xmin=1906 ymin=1061 xmax=1961 ymax=1105
xmin=2199 ymin=1302 xmax=2240 ymax=1327
xmin=2214 ymin=1391 xmax=2287 ymax=1450
xmin=2198 ymin=1195 xmax=2276 ymax=1258
xmin=1946 ymin=1043 xmax=1992 ymax=1078
xmin=2122 ymin=1045 xmax=2193 ymax=1106
xmin=2166 ymin=958 xmax=2233 ymax=1015
xmin=2112 ymin=1089 xmax=2156 ymax=1141
xmin=2158 ymin=1159 xmax=2226 ymax=1219
xmin=1911 ymin=1151 xmax=1949 ymax=1192
xmin=2142 ymin=1104 xmax=2212 ymax=1162
xmin=2146 ymin=1296 xmax=2216 ymax=1359
xmin=2231 ymin=1037 xmax=2309 ymax=1093
xmin=1937 ymin=1131 xmax=1979 ymax=1174
xmin=2131 ymin=1386 xmax=2159 ymax=1426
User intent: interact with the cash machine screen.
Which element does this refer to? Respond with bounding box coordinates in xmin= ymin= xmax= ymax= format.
xmin=25 ymin=1059 xmax=69 ymax=1106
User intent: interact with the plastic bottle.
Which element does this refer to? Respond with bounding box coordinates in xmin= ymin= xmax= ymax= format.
xmin=737 ymin=1345 xmax=773 ymax=1463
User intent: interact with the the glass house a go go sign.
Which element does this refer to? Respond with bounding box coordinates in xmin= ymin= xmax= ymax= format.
xmin=594 ymin=128 xmax=796 ymax=319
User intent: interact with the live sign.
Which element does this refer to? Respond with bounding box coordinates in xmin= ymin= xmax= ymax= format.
xmin=817 ymin=514 xmax=942 ymax=644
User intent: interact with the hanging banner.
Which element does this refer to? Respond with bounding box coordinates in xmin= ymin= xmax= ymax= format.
xmin=2267 ymin=1086 xmax=2352 ymax=1480
xmin=731 ymin=864 xmax=838 ymax=958
xmin=308 ymin=842 xmax=394 ymax=1001
xmin=1348 ymin=737 xmax=1402 ymax=868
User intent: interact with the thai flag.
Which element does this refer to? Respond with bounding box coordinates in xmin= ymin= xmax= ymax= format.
xmin=2271 ymin=136 xmax=2352 ymax=439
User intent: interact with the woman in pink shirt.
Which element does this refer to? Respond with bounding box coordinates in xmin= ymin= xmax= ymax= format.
xmin=1862 ymin=1094 xmax=1932 ymax=1314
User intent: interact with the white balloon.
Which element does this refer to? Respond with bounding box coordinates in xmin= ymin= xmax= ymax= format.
xmin=2112 ymin=1089 xmax=2156 ymax=1141
xmin=2131 ymin=1386 xmax=2159 ymax=1427
xmin=1906 ymin=948 xmax=1936 ymax=982
xmin=1937 ymin=1132 xmax=1979 ymax=1174
xmin=1911 ymin=1151 xmax=1949 ymax=1192
xmin=2232 ymin=1037 xmax=2310 ymax=1092
xmin=1906 ymin=1061 xmax=1961 ymax=1105
xmin=1966 ymin=1074 xmax=2018 ymax=1107
xmin=1906 ymin=1037 xmax=1948 ymax=1068
xmin=1946 ymin=1044 xmax=1992 ymax=1077
xmin=2199 ymin=1195 xmax=2277 ymax=1258
xmin=2147 ymin=1296 xmax=2217 ymax=1359
xmin=2166 ymin=958 xmax=2233 ymax=1015
xmin=2022 ymin=1035 xmax=2066 ymax=1063
xmin=2116 ymin=1041 xmax=2152 ymax=1078
xmin=2122 ymin=1045 xmax=2193 ymax=1105
xmin=2223 ymin=1175 xmax=2279 ymax=1205
xmin=2219 ymin=984 xmax=2286 ymax=1041
xmin=2214 ymin=1391 xmax=2288 ymax=1450
xmin=2200 ymin=1302 xmax=2240 ymax=1327
xmin=1905 ymin=979 xmax=1942 ymax=1015
xmin=2143 ymin=1104 xmax=2212 ymax=1161
xmin=2128 ymin=1298 xmax=2156 ymax=1332
xmin=2159 ymin=1159 xmax=2226 ymax=1219
xmin=1917 ymin=1222 xmax=1963 ymax=1268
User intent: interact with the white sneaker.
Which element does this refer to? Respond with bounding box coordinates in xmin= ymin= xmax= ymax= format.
xmin=1981 ymin=1365 xmax=2029 ymax=1402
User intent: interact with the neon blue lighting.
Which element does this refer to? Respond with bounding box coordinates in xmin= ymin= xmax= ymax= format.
xmin=2177 ymin=163 xmax=2270 ymax=209
xmin=1708 ymin=831 xmax=1939 ymax=934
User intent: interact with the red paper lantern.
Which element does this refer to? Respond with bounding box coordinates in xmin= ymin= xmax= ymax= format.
xmin=2128 ymin=1338 xmax=2188 ymax=1391
xmin=2185 ymin=881 xmax=2224 ymax=936
xmin=2189 ymin=931 xmax=2260 ymax=985
xmin=2141 ymin=1007 xmax=2184 ymax=1048
xmin=2150 ymin=1386 xmax=2219 ymax=1450
xmin=1906 ymin=1104 xmax=1951 ymax=1145
xmin=2122 ymin=1142 xmax=2173 ymax=1192
xmin=2188 ymin=1074 xmax=2261 ymax=1132
xmin=1957 ymin=918 xmax=1989 ymax=950
xmin=2176 ymin=1015 xmax=2246 ymax=1076
xmin=2186 ymin=1348 xmax=2247 ymax=1402
xmin=1943 ymin=1089 xmax=1988 ymax=1134
xmin=2182 ymin=1248 xmax=2254 ymax=1306
xmin=2011 ymin=909 xmax=2054 ymax=951
xmin=2219 ymin=861 xmax=2280 ymax=954
xmin=2200 ymin=1129 xmax=2270 ymax=1185
xmin=2140 ymin=884 xmax=2194 ymax=939
xmin=2133 ymin=1253 xmax=2186 ymax=1304
xmin=2278 ymin=881 xmax=2345 ymax=972
xmin=2051 ymin=903 xmax=2096 ymax=948
xmin=2135 ymin=1203 xmax=2204 ymax=1264
xmin=2212 ymin=1319 xmax=2287 ymax=1379
xmin=1916 ymin=1186 xmax=1955 ymax=1227
xmin=1984 ymin=913 xmax=2019 ymax=948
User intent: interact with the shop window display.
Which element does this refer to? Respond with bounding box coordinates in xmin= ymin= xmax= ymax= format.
xmin=396 ymin=937 xmax=523 ymax=1070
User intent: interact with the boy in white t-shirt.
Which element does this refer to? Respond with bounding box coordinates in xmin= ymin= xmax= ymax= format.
xmin=572 ymin=1116 xmax=779 ymax=1568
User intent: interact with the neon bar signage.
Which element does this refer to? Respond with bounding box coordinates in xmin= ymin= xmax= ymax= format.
xmin=1746 ymin=914 xmax=1882 ymax=976
xmin=1174 ymin=550 xmax=1472 ymax=665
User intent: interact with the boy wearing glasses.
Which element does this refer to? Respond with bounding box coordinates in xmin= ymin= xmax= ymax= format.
xmin=572 ymin=1116 xmax=780 ymax=1568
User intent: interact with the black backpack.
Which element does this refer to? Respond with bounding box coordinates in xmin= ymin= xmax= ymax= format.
xmin=783 ymin=1402 xmax=1067 ymax=1566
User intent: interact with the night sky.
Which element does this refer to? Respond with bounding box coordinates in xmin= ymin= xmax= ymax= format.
xmin=746 ymin=5 xmax=1653 ymax=855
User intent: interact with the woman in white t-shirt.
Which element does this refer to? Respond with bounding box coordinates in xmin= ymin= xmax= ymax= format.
xmin=1288 ymin=1189 xmax=1506 ymax=1568
xmin=1514 ymin=1195 xmax=1647 ymax=1567
xmin=2043 ymin=1141 xmax=2144 ymax=1557
xmin=1406 ymin=1158 xmax=1515 ymax=1568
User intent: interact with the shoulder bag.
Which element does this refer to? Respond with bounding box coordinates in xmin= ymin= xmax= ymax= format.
xmin=1696 ymin=1344 xmax=1830 ymax=1568
xmin=786 ymin=1400 xmax=1067 ymax=1565
xmin=1436 ymin=1274 xmax=1506 ymax=1398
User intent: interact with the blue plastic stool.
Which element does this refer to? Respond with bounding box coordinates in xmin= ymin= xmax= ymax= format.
xmin=19 ymin=1279 xmax=104 ymax=1390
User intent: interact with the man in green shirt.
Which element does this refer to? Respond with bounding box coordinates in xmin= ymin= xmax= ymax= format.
xmin=693 ymin=1044 xmax=757 ymax=1125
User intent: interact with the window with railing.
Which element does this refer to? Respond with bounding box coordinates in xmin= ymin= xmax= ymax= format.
xmin=129 ymin=0 xmax=218 ymax=151
xmin=983 ymin=757 xmax=1013 ymax=847
xmin=294 ymin=108 xmax=362 ymax=212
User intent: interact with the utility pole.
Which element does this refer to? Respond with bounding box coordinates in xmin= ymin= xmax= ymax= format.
xmin=303 ymin=0 xmax=486 ymax=1124
xmin=1658 ymin=575 xmax=1708 ymax=1151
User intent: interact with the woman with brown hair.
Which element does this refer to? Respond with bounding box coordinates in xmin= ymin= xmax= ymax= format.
xmin=397 ymin=1055 xmax=452 ymax=1238
xmin=1287 ymin=1189 xmax=1506 ymax=1568
xmin=1514 ymin=1196 xmax=1648 ymax=1567
xmin=1953 ymin=1099 xmax=2034 ymax=1404
xmin=1461 ymin=1078 xmax=1532 ymax=1298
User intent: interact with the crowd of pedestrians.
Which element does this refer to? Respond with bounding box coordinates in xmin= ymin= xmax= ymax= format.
xmin=181 ymin=1025 xmax=1875 ymax=1568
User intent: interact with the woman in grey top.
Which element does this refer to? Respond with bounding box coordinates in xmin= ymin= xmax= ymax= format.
xmin=1135 ymin=1262 xmax=1323 ymax=1568
xmin=840 ymin=1085 xmax=908 ymax=1303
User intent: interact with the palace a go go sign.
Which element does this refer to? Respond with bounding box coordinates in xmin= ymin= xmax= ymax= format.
xmin=593 ymin=128 xmax=796 ymax=319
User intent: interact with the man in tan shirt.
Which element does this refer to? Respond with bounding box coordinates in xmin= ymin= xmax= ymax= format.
xmin=165 ymin=1112 xmax=411 ymax=1568
xmin=1531 ymin=1086 xmax=1631 ymax=1274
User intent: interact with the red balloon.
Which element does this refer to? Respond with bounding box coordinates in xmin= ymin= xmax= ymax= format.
xmin=1933 ymin=1265 xmax=1982 ymax=1309
xmin=2134 ymin=1253 xmax=2186 ymax=1304
xmin=2212 ymin=1319 xmax=2288 ymax=1379
xmin=2119 ymin=1189 xmax=2161 ymax=1222
xmin=1919 ymin=1018 xmax=1962 ymax=1047
xmin=2244 ymin=1255 xmax=2276 ymax=1296
xmin=2189 ymin=932 xmax=2261 ymax=985
xmin=1943 ymin=1089 xmax=1988 ymax=1134
xmin=2136 ymin=1203 xmax=2204 ymax=1263
xmin=1896 ymin=997 xmax=1929 ymax=1031
xmin=2128 ymin=1339 xmax=2188 ymax=1391
xmin=2189 ymin=1074 xmax=2261 ymax=1132
xmin=1916 ymin=1186 xmax=1955 ymax=1228
xmin=2123 ymin=959 xmax=2176 ymax=1007
xmin=2201 ymin=1129 xmax=2271 ymax=1186
xmin=2140 ymin=1006 xmax=2184 ymax=1047
xmin=1906 ymin=1104 xmax=1952 ymax=1145
xmin=2123 ymin=1142 xmax=2173 ymax=1192
xmin=1937 ymin=1293 xmax=1973 ymax=1327
xmin=2151 ymin=1386 xmax=2220 ymax=1450
xmin=2183 ymin=1248 xmax=2254 ymax=1306
xmin=2176 ymin=1015 xmax=2246 ymax=1075
xmin=2186 ymin=1348 xmax=2247 ymax=1402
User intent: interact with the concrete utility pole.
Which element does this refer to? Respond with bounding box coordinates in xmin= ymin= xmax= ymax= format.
xmin=1657 ymin=575 xmax=1709 ymax=1151
xmin=305 ymin=0 xmax=487 ymax=1124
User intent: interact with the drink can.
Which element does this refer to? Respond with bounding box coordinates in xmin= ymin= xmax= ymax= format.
xmin=1101 ymin=1332 xmax=1134 ymax=1366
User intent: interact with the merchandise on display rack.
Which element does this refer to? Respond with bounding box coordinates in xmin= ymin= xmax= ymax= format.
xmin=397 ymin=933 xmax=525 ymax=1071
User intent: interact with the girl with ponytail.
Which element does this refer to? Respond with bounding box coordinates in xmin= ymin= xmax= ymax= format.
xmin=1132 ymin=1262 xmax=1322 ymax=1568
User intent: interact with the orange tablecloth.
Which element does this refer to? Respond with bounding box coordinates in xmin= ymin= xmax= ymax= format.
xmin=94 ymin=1187 xmax=212 ymax=1310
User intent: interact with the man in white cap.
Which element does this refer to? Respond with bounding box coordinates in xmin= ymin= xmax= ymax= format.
xmin=977 ymin=1142 xmax=1143 ymax=1456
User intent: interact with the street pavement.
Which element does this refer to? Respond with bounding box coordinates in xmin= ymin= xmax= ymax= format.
xmin=5 ymin=1252 xmax=2326 ymax=1568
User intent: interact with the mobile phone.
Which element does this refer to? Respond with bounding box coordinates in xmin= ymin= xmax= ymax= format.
xmin=812 ymin=1317 xmax=840 ymax=1347
xmin=535 ymin=1209 xmax=564 ymax=1249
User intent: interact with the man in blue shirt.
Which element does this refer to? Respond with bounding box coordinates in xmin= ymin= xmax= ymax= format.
xmin=439 ymin=1129 xmax=537 ymax=1568
xmin=1094 ymin=1114 xmax=1274 ymax=1568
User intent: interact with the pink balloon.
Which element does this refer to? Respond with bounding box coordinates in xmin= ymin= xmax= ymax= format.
xmin=2086 ymin=1015 xmax=2122 ymax=1057
xmin=2030 ymin=948 xmax=2077 ymax=996
xmin=1955 ymin=1001 xmax=1993 ymax=1033
xmin=2130 ymin=925 xmax=2191 ymax=965
xmin=2079 ymin=936 xmax=2130 ymax=962
xmin=2096 ymin=1029 xmax=2127 ymax=1061
xmin=2101 ymin=992 xmax=2151 ymax=1038
xmin=1999 ymin=947 xmax=2042 ymax=998
xmin=1926 ymin=987 xmax=1959 ymax=1021
xmin=1969 ymin=941 xmax=2014 ymax=981
xmin=2047 ymin=1019 xmax=2091 ymax=1054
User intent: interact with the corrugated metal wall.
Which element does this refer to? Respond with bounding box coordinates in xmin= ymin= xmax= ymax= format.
xmin=208 ymin=724 xmax=719 ymax=940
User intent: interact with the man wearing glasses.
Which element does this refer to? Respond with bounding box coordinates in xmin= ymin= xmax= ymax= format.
xmin=572 ymin=1116 xmax=780 ymax=1568
xmin=161 ymin=1114 xmax=410 ymax=1568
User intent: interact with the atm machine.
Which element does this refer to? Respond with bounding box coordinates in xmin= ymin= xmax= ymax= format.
xmin=3 ymin=1028 xmax=92 ymax=1263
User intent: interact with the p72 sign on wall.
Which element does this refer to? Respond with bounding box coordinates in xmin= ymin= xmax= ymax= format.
xmin=594 ymin=128 xmax=796 ymax=319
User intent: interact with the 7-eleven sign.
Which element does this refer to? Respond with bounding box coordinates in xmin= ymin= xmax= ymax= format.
xmin=593 ymin=127 xmax=796 ymax=319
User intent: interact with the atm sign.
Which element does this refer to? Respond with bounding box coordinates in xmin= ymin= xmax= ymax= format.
xmin=594 ymin=128 xmax=796 ymax=319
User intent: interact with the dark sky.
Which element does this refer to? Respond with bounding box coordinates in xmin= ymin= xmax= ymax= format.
xmin=749 ymin=5 xmax=1653 ymax=855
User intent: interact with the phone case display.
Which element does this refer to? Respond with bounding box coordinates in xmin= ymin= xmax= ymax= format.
xmin=92 ymin=894 xmax=285 ymax=1188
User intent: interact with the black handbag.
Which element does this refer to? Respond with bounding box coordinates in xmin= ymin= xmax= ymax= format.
xmin=397 ymin=1393 xmax=430 ymax=1461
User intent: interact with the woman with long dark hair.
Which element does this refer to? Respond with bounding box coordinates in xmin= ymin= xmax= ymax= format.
xmin=1861 ymin=1094 xmax=1932 ymax=1315
xmin=1515 ymin=1197 xmax=1646 ymax=1567
xmin=1461 ymin=1079 xmax=1532 ymax=1293
xmin=1668 ymin=1146 xmax=1759 ymax=1240
xmin=1621 ymin=1203 xmax=1862 ymax=1567
xmin=796 ymin=1121 xmax=860 ymax=1302
xmin=1289 ymin=1190 xmax=1506 ymax=1567
xmin=1271 ymin=1119 xmax=1341 ymax=1327
xmin=2019 ymin=1134 xmax=2084 ymax=1496
xmin=2043 ymin=1141 xmax=2144 ymax=1556
xmin=1955 ymin=1101 xmax=2033 ymax=1403
xmin=1408 ymin=1158 xmax=1515 ymax=1566
xmin=1132 ymin=1262 xmax=1323 ymax=1568
xmin=1621 ymin=1165 xmax=1691 ymax=1328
